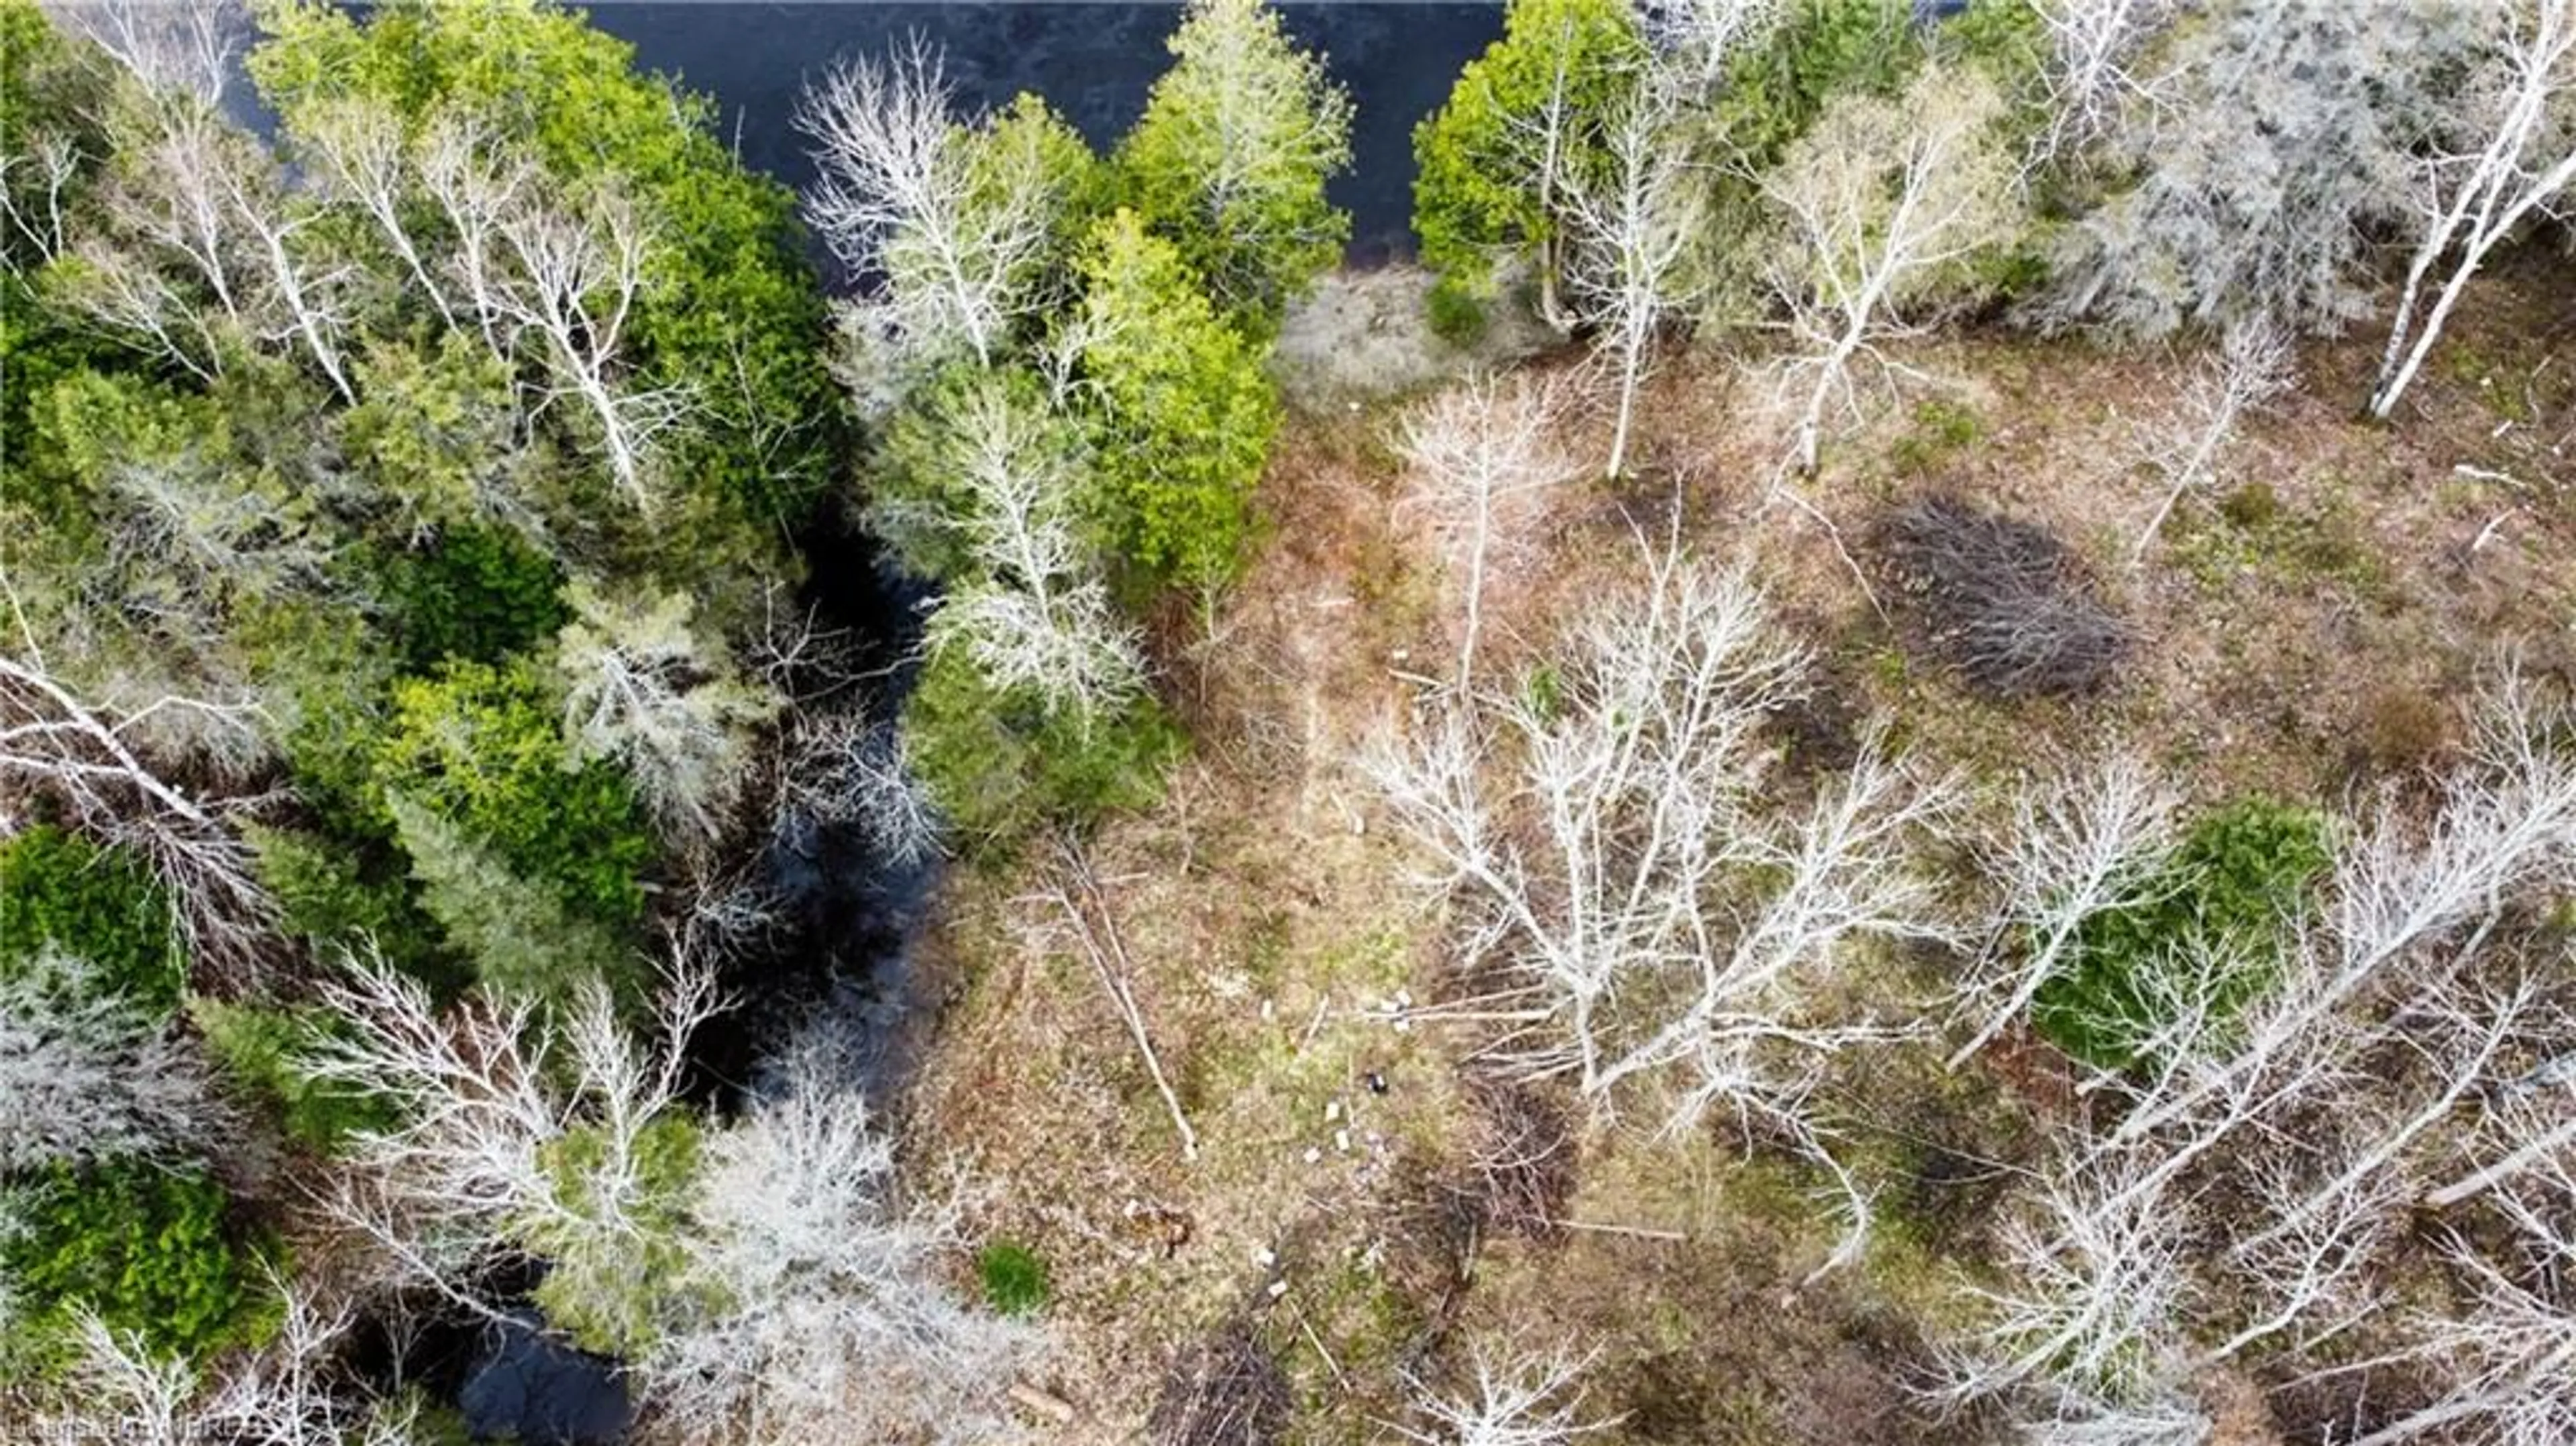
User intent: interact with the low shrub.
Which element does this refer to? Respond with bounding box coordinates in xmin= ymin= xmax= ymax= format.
xmin=1426 ymin=276 xmax=1489 ymax=346
xmin=2033 ymin=797 xmax=2332 ymax=1070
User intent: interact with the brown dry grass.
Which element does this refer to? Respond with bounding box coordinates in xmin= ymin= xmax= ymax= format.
xmin=902 ymin=260 xmax=2573 ymax=1445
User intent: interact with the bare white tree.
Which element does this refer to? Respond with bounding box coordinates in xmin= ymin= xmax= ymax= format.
xmin=301 ymin=944 xmax=719 ymax=1322
xmin=1393 ymin=371 xmax=1576 ymax=692
xmin=1943 ymin=672 xmax=2576 ymax=1442
xmin=1948 ymin=750 xmax=2182 ymax=1068
xmin=1941 ymin=1140 xmax=2201 ymax=1425
xmin=773 ymin=712 xmax=944 ymax=869
xmin=0 ymin=579 xmax=277 ymax=975
xmin=1399 ymin=1341 xmax=1616 ymax=1446
xmin=635 ymin=1020 xmax=1039 ymax=1446
xmin=904 ymin=373 xmax=1146 ymax=728
xmin=30 ymin=1272 xmax=425 ymax=1446
xmin=1560 ymin=87 xmax=1701 ymax=480
xmin=2129 ymin=313 xmax=2292 ymax=566
xmin=0 ymin=946 xmax=225 ymax=1173
xmin=1763 ymin=63 xmax=2017 ymax=477
xmin=2369 ymin=0 xmax=2576 ymax=419
xmin=415 ymin=113 xmax=527 ymax=362
xmin=1367 ymin=548 xmax=1955 ymax=1268
xmin=485 ymin=189 xmax=691 ymax=509
xmin=0 ymin=129 xmax=84 ymax=264
xmin=44 ymin=0 xmax=241 ymax=108
xmin=292 ymin=97 xmax=460 ymax=329
xmin=2030 ymin=0 xmax=2176 ymax=165
xmin=798 ymin=40 xmax=1067 ymax=369
xmin=555 ymin=582 xmax=780 ymax=851
xmin=1634 ymin=0 xmax=1778 ymax=90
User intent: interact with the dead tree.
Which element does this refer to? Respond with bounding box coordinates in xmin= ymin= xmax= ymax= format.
xmin=1949 ymin=750 xmax=2180 ymax=1066
xmin=1366 ymin=548 xmax=1955 ymax=1270
xmin=1764 ymin=63 xmax=2016 ymax=478
xmin=1635 ymin=0 xmax=1779 ymax=89
xmin=2030 ymin=0 xmax=2175 ymax=165
xmin=44 ymin=0 xmax=241 ymax=107
xmin=0 ymin=581 xmax=276 ymax=975
xmin=1393 ymin=371 xmax=1576 ymax=693
xmin=1399 ymin=1341 xmax=1615 ymax=1446
xmin=1560 ymin=87 xmax=1701 ymax=480
xmin=636 ymin=1019 xmax=1039 ymax=1446
xmin=2130 ymin=313 xmax=2291 ymax=565
xmin=798 ymin=40 xmax=1065 ymax=368
xmin=2369 ymin=0 xmax=2576 ymax=419
xmin=913 ymin=375 xmax=1146 ymax=728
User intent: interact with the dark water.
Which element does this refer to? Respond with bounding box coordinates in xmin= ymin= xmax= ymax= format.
xmin=586 ymin=2 xmax=1505 ymax=264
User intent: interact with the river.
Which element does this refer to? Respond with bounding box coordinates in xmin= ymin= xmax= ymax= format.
xmin=583 ymin=1 xmax=1505 ymax=267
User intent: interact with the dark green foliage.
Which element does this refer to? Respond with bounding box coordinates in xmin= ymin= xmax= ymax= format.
xmin=374 ymin=659 xmax=653 ymax=926
xmin=977 ymin=1239 xmax=1051 ymax=1317
xmin=1426 ymin=277 xmax=1489 ymax=346
xmin=377 ymin=520 xmax=570 ymax=671
xmin=1712 ymin=0 xmax=1922 ymax=169
xmin=1 ymin=1161 xmax=271 ymax=1366
xmin=250 ymin=826 xmax=465 ymax=989
xmin=191 ymin=998 xmax=400 ymax=1155
xmin=902 ymin=645 xmax=1180 ymax=850
xmin=2034 ymin=798 xmax=2333 ymax=1070
xmin=0 ymin=827 xmax=180 ymax=1016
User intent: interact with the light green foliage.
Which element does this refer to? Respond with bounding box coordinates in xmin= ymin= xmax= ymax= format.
xmin=191 ymin=998 xmax=399 ymax=1155
xmin=386 ymin=793 xmax=640 ymax=1005
xmin=374 ymin=659 xmax=653 ymax=928
xmin=0 ymin=1161 xmax=271 ymax=1369
xmin=1411 ymin=0 xmax=1646 ymax=309
xmin=871 ymin=364 xmax=1097 ymax=583
xmin=1073 ymin=209 xmax=1279 ymax=594
xmin=341 ymin=336 xmax=533 ymax=537
xmin=901 ymin=644 xmax=1179 ymax=849
xmin=526 ymin=1114 xmax=704 ymax=1356
xmin=2033 ymin=798 xmax=2333 ymax=1070
xmin=1116 ymin=0 xmax=1353 ymax=331
xmin=968 ymin=93 xmax=1106 ymax=315
xmin=249 ymin=0 xmax=843 ymax=528
xmin=0 ymin=827 xmax=180 ymax=1017
xmin=0 ymin=0 xmax=115 ymax=457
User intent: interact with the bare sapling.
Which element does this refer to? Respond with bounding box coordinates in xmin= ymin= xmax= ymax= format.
xmin=1393 ymin=371 xmax=1576 ymax=693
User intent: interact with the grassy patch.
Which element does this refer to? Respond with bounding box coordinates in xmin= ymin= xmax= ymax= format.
xmin=977 ymin=1239 xmax=1052 ymax=1317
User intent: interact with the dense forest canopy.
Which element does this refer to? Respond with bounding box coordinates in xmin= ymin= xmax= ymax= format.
xmin=0 ymin=1 xmax=2571 ymax=1444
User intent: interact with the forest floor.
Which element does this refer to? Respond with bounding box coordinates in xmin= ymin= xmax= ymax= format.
xmin=899 ymin=256 xmax=2575 ymax=1446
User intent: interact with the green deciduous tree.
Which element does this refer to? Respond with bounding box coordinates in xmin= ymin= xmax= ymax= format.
xmin=372 ymin=659 xmax=652 ymax=929
xmin=1413 ymin=0 xmax=1647 ymax=327
xmin=250 ymin=0 xmax=842 ymax=530
xmin=1116 ymin=0 xmax=1353 ymax=331
xmin=1071 ymin=209 xmax=1279 ymax=597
